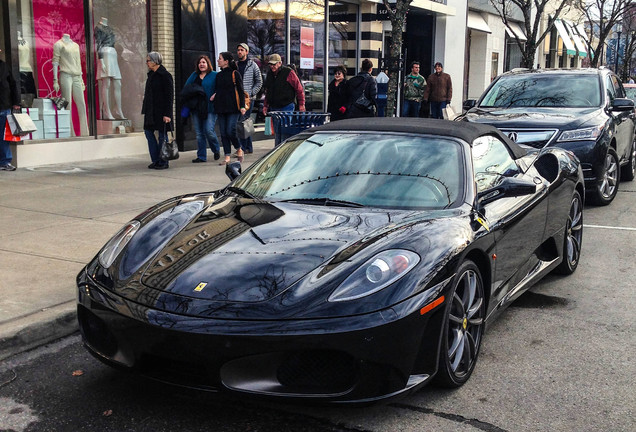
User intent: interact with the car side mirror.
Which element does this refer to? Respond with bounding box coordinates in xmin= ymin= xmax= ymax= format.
xmin=225 ymin=161 xmax=242 ymax=181
xmin=477 ymin=176 xmax=536 ymax=205
xmin=463 ymin=99 xmax=477 ymax=111
xmin=611 ymin=97 xmax=635 ymax=111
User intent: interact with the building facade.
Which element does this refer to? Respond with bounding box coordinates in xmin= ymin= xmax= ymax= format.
xmin=5 ymin=0 xmax=585 ymax=168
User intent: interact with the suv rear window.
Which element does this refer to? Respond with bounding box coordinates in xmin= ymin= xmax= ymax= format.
xmin=480 ymin=74 xmax=602 ymax=108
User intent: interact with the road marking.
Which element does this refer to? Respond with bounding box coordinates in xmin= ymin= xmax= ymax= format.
xmin=584 ymin=224 xmax=636 ymax=231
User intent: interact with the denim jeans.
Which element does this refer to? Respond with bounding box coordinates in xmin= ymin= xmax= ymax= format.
xmin=217 ymin=113 xmax=241 ymax=155
xmin=270 ymin=102 xmax=295 ymax=146
xmin=145 ymin=128 xmax=169 ymax=166
xmin=238 ymin=111 xmax=253 ymax=152
xmin=429 ymin=101 xmax=448 ymax=119
xmin=402 ymin=100 xmax=421 ymax=118
xmin=192 ymin=112 xmax=220 ymax=160
xmin=0 ymin=109 xmax=13 ymax=166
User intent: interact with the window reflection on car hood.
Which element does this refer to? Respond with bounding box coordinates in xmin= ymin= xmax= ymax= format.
xmin=233 ymin=132 xmax=464 ymax=210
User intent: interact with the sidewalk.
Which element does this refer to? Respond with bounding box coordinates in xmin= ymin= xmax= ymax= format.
xmin=0 ymin=137 xmax=276 ymax=360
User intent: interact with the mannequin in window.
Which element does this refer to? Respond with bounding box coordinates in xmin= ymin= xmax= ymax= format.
xmin=18 ymin=31 xmax=36 ymax=95
xmin=53 ymin=33 xmax=89 ymax=136
xmin=95 ymin=17 xmax=124 ymax=119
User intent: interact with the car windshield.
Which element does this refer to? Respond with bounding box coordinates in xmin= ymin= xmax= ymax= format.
xmin=479 ymin=74 xmax=602 ymax=108
xmin=624 ymin=87 xmax=636 ymax=102
xmin=232 ymin=132 xmax=464 ymax=209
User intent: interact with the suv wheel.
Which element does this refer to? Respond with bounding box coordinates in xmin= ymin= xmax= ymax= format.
xmin=589 ymin=148 xmax=620 ymax=206
xmin=620 ymin=140 xmax=636 ymax=182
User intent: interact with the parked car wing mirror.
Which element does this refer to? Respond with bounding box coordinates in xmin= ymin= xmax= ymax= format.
xmin=225 ymin=161 xmax=242 ymax=181
xmin=463 ymin=99 xmax=477 ymax=111
xmin=611 ymin=97 xmax=635 ymax=111
xmin=477 ymin=176 xmax=536 ymax=205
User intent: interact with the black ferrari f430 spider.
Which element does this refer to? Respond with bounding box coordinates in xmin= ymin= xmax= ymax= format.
xmin=77 ymin=118 xmax=584 ymax=403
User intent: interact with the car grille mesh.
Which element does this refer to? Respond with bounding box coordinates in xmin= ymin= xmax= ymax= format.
xmin=277 ymin=350 xmax=357 ymax=392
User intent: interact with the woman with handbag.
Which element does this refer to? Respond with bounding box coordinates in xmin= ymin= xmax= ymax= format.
xmin=347 ymin=59 xmax=377 ymax=119
xmin=211 ymin=52 xmax=245 ymax=165
xmin=183 ymin=55 xmax=221 ymax=163
xmin=141 ymin=51 xmax=173 ymax=170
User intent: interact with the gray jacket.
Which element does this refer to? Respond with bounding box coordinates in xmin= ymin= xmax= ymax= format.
xmin=242 ymin=59 xmax=263 ymax=98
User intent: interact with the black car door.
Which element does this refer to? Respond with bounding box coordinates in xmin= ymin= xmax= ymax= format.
xmin=471 ymin=136 xmax=549 ymax=308
xmin=608 ymin=75 xmax=634 ymax=159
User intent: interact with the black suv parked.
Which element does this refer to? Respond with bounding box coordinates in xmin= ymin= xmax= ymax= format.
xmin=460 ymin=68 xmax=636 ymax=205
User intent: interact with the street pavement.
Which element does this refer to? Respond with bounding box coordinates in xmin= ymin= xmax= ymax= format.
xmin=0 ymin=138 xmax=276 ymax=360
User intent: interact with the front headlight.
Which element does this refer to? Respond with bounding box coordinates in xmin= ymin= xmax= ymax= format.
xmin=557 ymin=125 xmax=604 ymax=142
xmin=328 ymin=249 xmax=420 ymax=302
xmin=98 ymin=221 xmax=140 ymax=268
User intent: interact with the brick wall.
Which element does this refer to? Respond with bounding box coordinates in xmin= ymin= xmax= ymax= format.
xmin=151 ymin=0 xmax=176 ymax=115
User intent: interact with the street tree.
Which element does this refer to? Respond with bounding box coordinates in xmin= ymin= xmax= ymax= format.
xmin=574 ymin=0 xmax=634 ymax=68
xmin=489 ymin=0 xmax=571 ymax=68
xmin=382 ymin=0 xmax=412 ymax=117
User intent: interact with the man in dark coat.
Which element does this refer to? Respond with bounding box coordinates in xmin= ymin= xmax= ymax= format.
xmin=0 ymin=49 xmax=21 ymax=171
xmin=142 ymin=51 xmax=174 ymax=169
xmin=347 ymin=59 xmax=377 ymax=118
xmin=423 ymin=62 xmax=452 ymax=119
xmin=262 ymin=53 xmax=305 ymax=145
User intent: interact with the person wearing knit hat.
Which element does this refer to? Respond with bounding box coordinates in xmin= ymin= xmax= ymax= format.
xmin=236 ymin=42 xmax=262 ymax=153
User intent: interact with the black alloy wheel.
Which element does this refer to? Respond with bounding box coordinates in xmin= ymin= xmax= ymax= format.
xmin=620 ymin=140 xmax=636 ymax=182
xmin=554 ymin=191 xmax=583 ymax=275
xmin=434 ymin=260 xmax=485 ymax=388
xmin=590 ymin=148 xmax=620 ymax=206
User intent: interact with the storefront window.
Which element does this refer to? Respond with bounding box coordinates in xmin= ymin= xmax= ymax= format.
xmin=11 ymin=0 xmax=147 ymax=141
xmin=328 ymin=1 xmax=358 ymax=78
xmin=290 ymin=0 xmax=325 ymax=111
xmin=92 ymin=0 xmax=148 ymax=135
xmin=247 ymin=0 xmax=286 ymax=67
xmin=21 ymin=0 xmax=89 ymax=139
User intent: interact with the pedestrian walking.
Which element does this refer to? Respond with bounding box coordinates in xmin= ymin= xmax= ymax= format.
xmin=327 ymin=65 xmax=349 ymax=121
xmin=236 ymin=43 xmax=262 ymax=154
xmin=402 ymin=61 xmax=426 ymax=117
xmin=0 ymin=47 xmax=21 ymax=171
xmin=212 ymin=52 xmax=245 ymax=165
xmin=376 ymin=68 xmax=389 ymax=117
xmin=423 ymin=62 xmax=452 ymax=119
xmin=262 ymin=53 xmax=305 ymax=145
xmin=141 ymin=51 xmax=173 ymax=170
xmin=347 ymin=59 xmax=377 ymax=118
xmin=182 ymin=55 xmax=221 ymax=162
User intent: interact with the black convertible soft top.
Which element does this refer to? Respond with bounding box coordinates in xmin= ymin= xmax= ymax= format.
xmin=307 ymin=117 xmax=527 ymax=159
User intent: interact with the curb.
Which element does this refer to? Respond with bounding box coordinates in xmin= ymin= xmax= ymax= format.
xmin=0 ymin=302 xmax=78 ymax=361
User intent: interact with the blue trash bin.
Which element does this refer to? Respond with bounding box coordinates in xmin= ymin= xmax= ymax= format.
xmin=269 ymin=111 xmax=330 ymax=145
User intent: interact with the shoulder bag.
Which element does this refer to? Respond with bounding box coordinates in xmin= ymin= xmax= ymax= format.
xmin=232 ymin=71 xmax=251 ymax=111
xmin=353 ymin=78 xmax=374 ymax=113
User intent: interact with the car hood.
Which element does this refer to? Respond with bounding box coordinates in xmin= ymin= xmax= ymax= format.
xmin=463 ymin=106 xmax=602 ymax=129
xmin=110 ymin=195 xmax=469 ymax=319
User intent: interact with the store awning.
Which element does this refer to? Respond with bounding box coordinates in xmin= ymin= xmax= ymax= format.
xmin=563 ymin=20 xmax=588 ymax=57
xmin=505 ymin=22 xmax=527 ymax=42
xmin=467 ymin=11 xmax=492 ymax=34
xmin=554 ymin=19 xmax=577 ymax=56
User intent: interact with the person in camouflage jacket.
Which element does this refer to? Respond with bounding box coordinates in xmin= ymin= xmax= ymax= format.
xmin=402 ymin=61 xmax=426 ymax=117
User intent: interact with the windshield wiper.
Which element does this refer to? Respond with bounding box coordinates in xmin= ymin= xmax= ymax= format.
xmin=226 ymin=186 xmax=261 ymax=201
xmin=278 ymin=197 xmax=365 ymax=207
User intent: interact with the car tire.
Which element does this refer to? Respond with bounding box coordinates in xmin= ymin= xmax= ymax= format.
xmin=553 ymin=190 xmax=583 ymax=275
xmin=434 ymin=260 xmax=485 ymax=388
xmin=620 ymin=140 xmax=636 ymax=182
xmin=589 ymin=148 xmax=620 ymax=206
